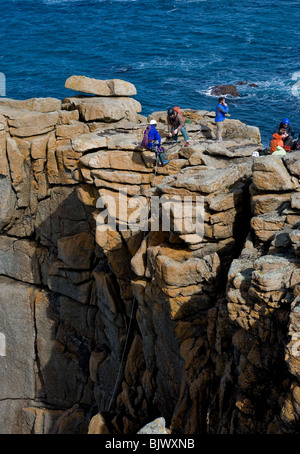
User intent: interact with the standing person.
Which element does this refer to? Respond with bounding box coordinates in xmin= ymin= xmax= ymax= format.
xmin=167 ymin=107 xmax=189 ymax=147
xmin=215 ymin=97 xmax=229 ymax=142
xmin=147 ymin=119 xmax=169 ymax=166
xmin=273 ymin=118 xmax=295 ymax=152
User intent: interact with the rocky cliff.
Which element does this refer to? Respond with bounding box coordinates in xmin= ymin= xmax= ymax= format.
xmin=0 ymin=77 xmax=299 ymax=434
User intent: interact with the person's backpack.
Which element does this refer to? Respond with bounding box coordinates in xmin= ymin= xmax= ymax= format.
xmin=141 ymin=125 xmax=151 ymax=149
xmin=173 ymin=106 xmax=183 ymax=117
xmin=173 ymin=106 xmax=192 ymax=124
xmin=273 ymin=146 xmax=286 ymax=156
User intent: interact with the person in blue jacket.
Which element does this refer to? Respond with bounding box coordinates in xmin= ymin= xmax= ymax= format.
xmin=215 ymin=97 xmax=229 ymax=142
xmin=147 ymin=119 xmax=169 ymax=166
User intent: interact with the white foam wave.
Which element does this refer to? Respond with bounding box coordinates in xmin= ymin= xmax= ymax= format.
xmin=126 ymin=54 xmax=224 ymax=73
xmin=42 ymin=0 xmax=111 ymax=3
xmin=42 ymin=0 xmax=85 ymax=3
xmin=198 ymin=73 xmax=300 ymax=101
xmin=174 ymin=0 xmax=207 ymax=2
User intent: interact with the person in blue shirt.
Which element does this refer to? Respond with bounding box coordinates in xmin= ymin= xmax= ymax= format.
xmin=215 ymin=97 xmax=229 ymax=142
xmin=147 ymin=119 xmax=169 ymax=166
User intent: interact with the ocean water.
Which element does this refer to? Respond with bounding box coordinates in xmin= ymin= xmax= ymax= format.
xmin=1 ymin=0 xmax=300 ymax=145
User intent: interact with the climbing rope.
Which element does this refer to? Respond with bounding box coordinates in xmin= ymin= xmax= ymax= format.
xmin=107 ymin=296 xmax=137 ymax=412
xmin=153 ymin=151 xmax=159 ymax=184
xmin=189 ymin=125 xmax=203 ymax=141
xmin=163 ymin=140 xmax=182 ymax=152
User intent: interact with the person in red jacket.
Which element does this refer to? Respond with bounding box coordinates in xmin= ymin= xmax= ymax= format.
xmin=270 ymin=128 xmax=288 ymax=154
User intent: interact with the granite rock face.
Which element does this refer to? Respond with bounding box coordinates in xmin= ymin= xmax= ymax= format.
xmin=0 ymin=77 xmax=299 ymax=435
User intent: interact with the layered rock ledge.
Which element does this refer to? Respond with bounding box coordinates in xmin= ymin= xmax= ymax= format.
xmin=0 ymin=77 xmax=299 ymax=434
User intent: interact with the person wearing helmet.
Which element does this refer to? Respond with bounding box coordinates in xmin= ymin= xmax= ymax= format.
xmin=147 ymin=119 xmax=169 ymax=166
xmin=273 ymin=118 xmax=295 ymax=152
xmin=167 ymin=107 xmax=189 ymax=147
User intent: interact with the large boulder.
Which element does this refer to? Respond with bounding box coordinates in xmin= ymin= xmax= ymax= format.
xmin=63 ymin=96 xmax=142 ymax=123
xmin=0 ymin=97 xmax=62 ymax=113
xmin=65 ymin=75 xmax=137 ymax=97
xmin=252 ymin=155 xmax=300 ymax=191
xmin=0 ymin=105 xmax=59 ymax=137
xmin=211 ymin=84 xmax=240 ymax=97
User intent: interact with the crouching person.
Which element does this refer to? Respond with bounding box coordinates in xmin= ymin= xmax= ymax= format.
xmin=147 ymin=119 xmax=169 ymax=166
xmin=270 ymin=128 xmax=288 ymax=154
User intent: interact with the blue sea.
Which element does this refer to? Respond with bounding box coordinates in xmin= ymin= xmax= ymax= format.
xmin=1 ymin=0 xmax=300 ymax=145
